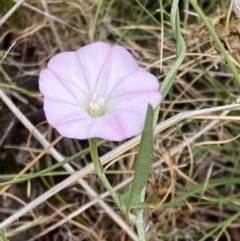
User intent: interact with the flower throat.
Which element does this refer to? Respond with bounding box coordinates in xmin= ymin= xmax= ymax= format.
xmin=87 ymin=93 xmax=107 ymax=117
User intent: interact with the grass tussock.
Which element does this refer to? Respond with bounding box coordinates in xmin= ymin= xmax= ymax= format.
xmin=1 ymin=0 xmax=240 ymax=240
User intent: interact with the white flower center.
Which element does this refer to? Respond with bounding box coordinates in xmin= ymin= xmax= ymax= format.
xmin=90 ymin=93 xmax=105 ymax=110
xmin=87 ymin=93 xmax=107 ymax=117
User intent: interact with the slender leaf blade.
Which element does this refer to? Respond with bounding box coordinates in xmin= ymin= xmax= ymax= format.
xmin=124 ymin=105 xmax=154 ymax=220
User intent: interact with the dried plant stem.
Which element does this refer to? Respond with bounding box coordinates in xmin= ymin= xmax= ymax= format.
xmin=0 ymin=0 xmax=25 ymax=26
xmin=1 ymin=87 xmax=239 ymax=239
xmin=0 ymin=89 xmax=137 ymax=241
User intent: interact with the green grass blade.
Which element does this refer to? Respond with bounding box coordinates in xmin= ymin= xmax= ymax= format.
xmin=0 ymin=140 xmax=107 ymax=187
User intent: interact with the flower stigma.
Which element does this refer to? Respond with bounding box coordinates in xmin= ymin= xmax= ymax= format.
xmin=87 ymin=93 xmax=107 ymax=117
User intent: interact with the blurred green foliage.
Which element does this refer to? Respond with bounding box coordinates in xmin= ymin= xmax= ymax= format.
xmin=2 ymin=0 xmax=20 ymax=27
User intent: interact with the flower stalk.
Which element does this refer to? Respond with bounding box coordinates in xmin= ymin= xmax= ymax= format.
xmin=39 ymin=41 xmax=161 ymax=241
xmin=89 ymin=138 xmax=148 ymax=241
xmin=88 ymin=138 xmax=123 ymax=212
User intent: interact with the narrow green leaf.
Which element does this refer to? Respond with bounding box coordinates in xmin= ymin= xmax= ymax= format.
xmin=124 ymin=105 xmax=154 ymax=220
xmin=119 ymin=190 xmax=130 ymax=210
xmin=0 ymin=140 xmax=107 ymax=187
xmin=120 ymin=190 xmax=146 ymax=212
xmin=0 ymin=82 xmax=39 ymax=97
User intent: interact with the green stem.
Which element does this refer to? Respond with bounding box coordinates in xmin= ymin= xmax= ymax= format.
xmin=89 ymin=138 xmax=145 ymax=240
xmin=135 ymin=187 xmax=147 ymax=241
xmin=0 ymin=229 xmax=9 ymax=241
xmin=88 ymin=138 xmax=124 ymax=212
xmin=135 ymin=210 xmax=146 ymax=241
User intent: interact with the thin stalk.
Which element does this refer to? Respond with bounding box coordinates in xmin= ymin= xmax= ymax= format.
xmin=135 ymin=187 xmax=147 ymax=241
xmin=89 ymin=138 xmax=145 ymax=240
xmin=88 ymin=138 xmax=124 ymax=212
xmin=0 ymin=229 xmax=9 ymax=241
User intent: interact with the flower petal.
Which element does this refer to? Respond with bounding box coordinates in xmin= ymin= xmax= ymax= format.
xmin=107 ymin=93 xmax=160 ymax=140
xmin=39 ymin=42 xmax=162 ymax=141
xmin=76 ymin=42 xmax=138 ymax=96
xmin=75 ymin=42 xmax=111 ymax=94
xmin=84 ymin=114 xmax=131 ymax=141
xmin=107 ymin=67 xmax=160 ymax=104
xmin=42 ymin=98 xmax=89 ymax=138
xmin=39 ymin=68 xmax=84 ymax=108
xmin=44 ymin=98 xmax=127 ymax=141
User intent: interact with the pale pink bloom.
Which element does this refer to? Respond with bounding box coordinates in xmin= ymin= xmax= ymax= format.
xmin=39 ymin=42 xmax=161 ymax=141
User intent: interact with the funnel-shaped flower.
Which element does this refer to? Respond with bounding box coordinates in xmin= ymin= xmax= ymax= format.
xmin=39 ymin=42 xmax=161 ymax=141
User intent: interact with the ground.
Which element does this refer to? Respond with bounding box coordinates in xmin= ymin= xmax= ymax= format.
xmin=1 ymin=0 xmax=240 ymax=241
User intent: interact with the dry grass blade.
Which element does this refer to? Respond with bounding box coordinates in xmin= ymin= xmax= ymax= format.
xmin=1 ymin=1 xmax=240 ymax=240
xmin=0 ymin=0 xmax=25 ymax=26
xmin=1 ymin=86 xmax=239 ymax=233
xmin=0 ymin=89 xmax=138 ymax=241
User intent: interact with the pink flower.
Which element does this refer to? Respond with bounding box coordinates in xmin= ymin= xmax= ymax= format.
xmin=39 ymin=42 xmax=161 ymax=141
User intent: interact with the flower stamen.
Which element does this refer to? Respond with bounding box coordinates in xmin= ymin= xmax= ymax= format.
xmin=90 ymin=93 xmax=105 ymax=110
xmin=88 ymin=93 xmax=106 ymax=117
